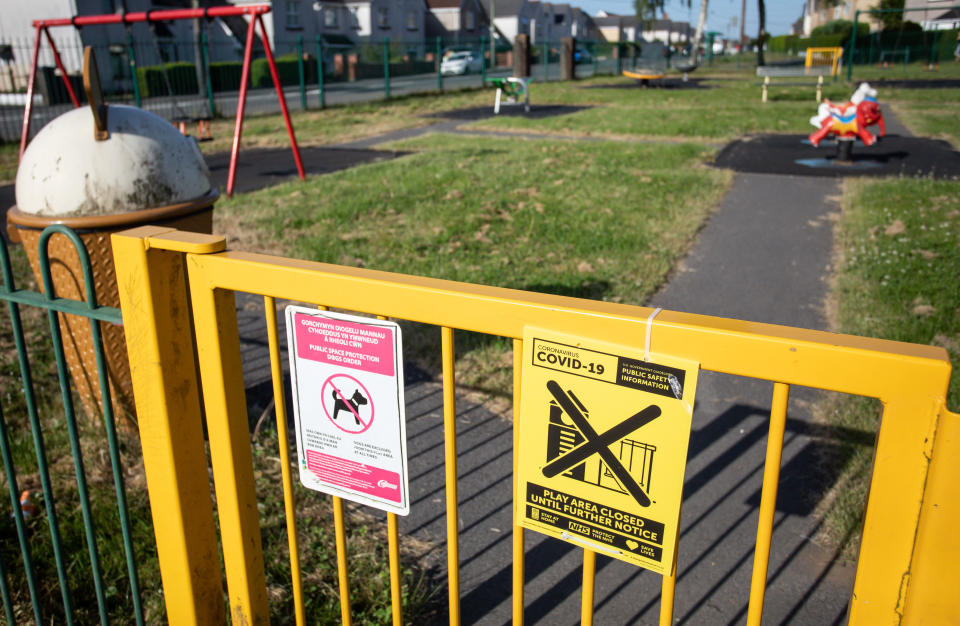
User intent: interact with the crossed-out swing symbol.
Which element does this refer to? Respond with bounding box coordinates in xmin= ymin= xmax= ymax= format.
xmin=543 ymin=380 xmax=661 ymax=508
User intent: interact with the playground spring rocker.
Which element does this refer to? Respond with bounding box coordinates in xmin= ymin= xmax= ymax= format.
xmin=484 ymin=76 xmax=532 ymax=114
xmin=18 ymin=4 xmax=304 ymax=197
xmin=808 ymin=82 xmax=886 ymax=164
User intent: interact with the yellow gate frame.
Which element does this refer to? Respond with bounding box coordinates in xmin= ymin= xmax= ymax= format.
xmin=112 ymin=227 xmax=959 ymax=625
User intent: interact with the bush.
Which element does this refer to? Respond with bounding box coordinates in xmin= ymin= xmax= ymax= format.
xmin=135 ymin=61 xmax=198 ymax=98
xmin=250 ymin=53 xmax=318 ymax=88
xmin=209 ymin=60 xmax=243 ymax=92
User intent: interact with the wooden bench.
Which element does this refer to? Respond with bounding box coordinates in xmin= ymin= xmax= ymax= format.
xmin=755 ymin=66 xmax=833 ymax=103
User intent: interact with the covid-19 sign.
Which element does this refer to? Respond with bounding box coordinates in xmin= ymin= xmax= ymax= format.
xmin=516 ymin=327 xmax=699 ymax=575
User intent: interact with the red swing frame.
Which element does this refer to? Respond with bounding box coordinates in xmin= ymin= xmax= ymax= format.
xmin=20 ymin=4 xmax=304 ymax=197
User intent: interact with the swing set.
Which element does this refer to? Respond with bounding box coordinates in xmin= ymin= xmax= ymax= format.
xmin=19 ymin=4 xmax=304 ymax=197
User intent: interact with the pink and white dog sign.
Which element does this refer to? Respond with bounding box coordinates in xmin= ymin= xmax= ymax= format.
xmin=286 ymin=306 xmax=409 ymax=515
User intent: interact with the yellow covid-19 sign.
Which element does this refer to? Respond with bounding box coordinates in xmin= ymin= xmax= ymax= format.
xmin=517 ymin=327 xmax=699 ymax=575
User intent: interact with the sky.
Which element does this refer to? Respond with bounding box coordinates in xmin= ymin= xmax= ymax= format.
xmin=575 ymin=0 xmax=805 ymax=40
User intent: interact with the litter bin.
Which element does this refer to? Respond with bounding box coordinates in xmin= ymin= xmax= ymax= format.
xmin=9 ymin=102 xmax=217 ymax=426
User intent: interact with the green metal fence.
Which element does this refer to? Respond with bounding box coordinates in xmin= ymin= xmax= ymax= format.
xmin=0 ymin=226 xmax=155 ymax=624
xmin=2 ymin=34 xmax=632 ymax=143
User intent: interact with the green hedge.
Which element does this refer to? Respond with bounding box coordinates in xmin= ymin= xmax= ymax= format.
xmin=135 ymin=62 xmax=198 ymax=98
xmin=209 ymin=61 xmax=243 ymax=92
xmin=250 ymin=53 xmax=318 ymax=88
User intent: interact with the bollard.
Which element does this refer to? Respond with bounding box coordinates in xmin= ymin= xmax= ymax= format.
xmin=762 ymin=76 xmax=769 ymax=103
xmin=816 ymin=75 xmax=823 ymax=103
xmin=437 ymin=37 xmax=444 ymax=90
xmin=383 ymin=38 xmax=390 ymax=99
xmin=316 ymin=37 xmax=325 ymax=109
xmin=201 ymin=31 xmax=215 ymax=118
xmin=297 ymin=35 xmax=307 ymax=110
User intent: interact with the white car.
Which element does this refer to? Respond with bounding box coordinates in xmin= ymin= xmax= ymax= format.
xmin=441 ymin=52 xmax=483 ymax=75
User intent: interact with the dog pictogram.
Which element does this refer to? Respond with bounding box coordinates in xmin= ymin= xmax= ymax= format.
xmin=333 ymin=387 xmax=368 ymax=425
xmin=544 ymin=380 xmax=660 ymax=507
xmin=321 ymin=374 xmax=374 ymax=434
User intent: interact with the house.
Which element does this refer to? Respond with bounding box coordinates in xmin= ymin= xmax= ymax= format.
xmin=478 ymin=0 xmax=536 ymax=45
xmin=641 ymin=19 xmax=691 ymax=45
xmin=1 ymin=0 xmax=249 ymax=96
xmin=594 ymin=14 xmax=625 ymax=42
xmin=594 ymin=12 xmax=642 ymax=42
xmin=802 ymin=0 xmax=881 ymax=36
xmin=342 ymin=0 xmax=426 ymax=43
xmin=425 ymin=0 xmax=488 ymax=42
xmin=570 ymin=8 xmax=598 ymax=40
xmin=904 ymin=0 xmax=960 ymax=29
xmin=550 ymin=3 xmax=573 ymax=40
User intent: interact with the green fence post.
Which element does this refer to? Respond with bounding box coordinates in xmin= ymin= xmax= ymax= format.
xmin=481 ymin=35 xmax=487 ymax=85
xmin=437 ymin=37 xmax=443 ymax=91
xmin=128 ymin=34 xmax=141 ymax=107
xmin=201 ymin=31 xmax=215 ymax=118
xmin=316 ymin=36 xmax=326 ymax=109
xmin=383 ymin=38 xmax=391 ymax=98
xmin=297 ymin=35 xmax=307 ymax=110
xmin=846 ymin=12 xmax=858 ymax=82
xmin=543 ymin=40 xmax=548 ymax=80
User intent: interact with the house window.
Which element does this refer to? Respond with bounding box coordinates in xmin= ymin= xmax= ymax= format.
xmin=407 ymin=10 xmax=418 ymax=30
xmin=377 ymin=6 xmax=390 ymax=28
xmin=464 ymin=10 xmax=475 ymax=30
xmin=287 ymin=0 xmax=302 ymax=28
xmin=554 ymin=14 xmax=563 ymax=24
xmin=350 ymin=7 xmax=360 ymax=29
xmin=820 ymin=9 xmax=826 ymax=19
xmin=324 ymin=7 xmax=338 ymax=28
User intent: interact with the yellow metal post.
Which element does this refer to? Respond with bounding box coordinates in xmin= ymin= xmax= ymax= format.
xmin=388 ymin=512 xmax=402 ymax=626
xmin=902 ymin=406 xmax=960 ymax=624
xmin=659 ymin=550 xmax=678 ymax=626
xmin=442 ymin=326 xmax=461 ymax=625
xmin=187 ymin=254 xmax=269 ymax=624
xmin=581 ymin=549 xmax=595 ymax=626
xmin=848 ymin=395 xmax=944 ymax=624
xmin=111 ymin=226 xmax=225 ymax=625
xmin=746 ymin=383 xmax=789 ymax=626
xmin=333 ymin=496 xmax=353 ymax=625
xmin=379 ymin=314 xmax=403 ymax=626
xmin=512 ymin=339 xmax=525 ymax=625
xmin=265 ymin=297 xmax=306 ymax=626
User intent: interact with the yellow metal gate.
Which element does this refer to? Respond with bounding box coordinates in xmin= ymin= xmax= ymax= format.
xmin=112 ymin=226 xmax=959 ymax=625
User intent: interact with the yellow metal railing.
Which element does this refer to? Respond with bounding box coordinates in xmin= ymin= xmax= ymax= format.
xmin=112 ymin=227 xmax=959 ymax=625
xmin=805 ymin=46 xmax=844 ymax=76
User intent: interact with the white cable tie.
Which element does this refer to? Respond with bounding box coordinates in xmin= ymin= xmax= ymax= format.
xmin=644 ymin=307 xmax=662 ymax=362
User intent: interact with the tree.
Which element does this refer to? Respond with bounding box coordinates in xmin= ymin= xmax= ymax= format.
xmin=635 ymin=0 xmax=692 ymax=29
xmin=874 ymin=0 xmax=905 ymax=30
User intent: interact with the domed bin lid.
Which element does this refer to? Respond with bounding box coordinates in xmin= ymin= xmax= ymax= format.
xmin=16 ymin=104 xmax=212 ymax=217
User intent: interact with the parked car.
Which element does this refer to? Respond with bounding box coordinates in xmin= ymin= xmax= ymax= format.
xmin=441 ymin=51 xmax=483 ymax=75
xmin=574 ymin=47 xmax=593 ymax=64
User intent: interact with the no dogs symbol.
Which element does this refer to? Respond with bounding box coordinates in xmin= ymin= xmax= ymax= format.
xmin=321 ymin=374 xmax=374 ymax=434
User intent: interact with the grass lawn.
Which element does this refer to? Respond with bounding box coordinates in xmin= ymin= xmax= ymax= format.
xmin=820 ymin=176 xmax=960 ymax=557
xmin=467 ymin=74 xmax=855 ymax=141
xmin=216 ymin=132 xmax=730 ymax=392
